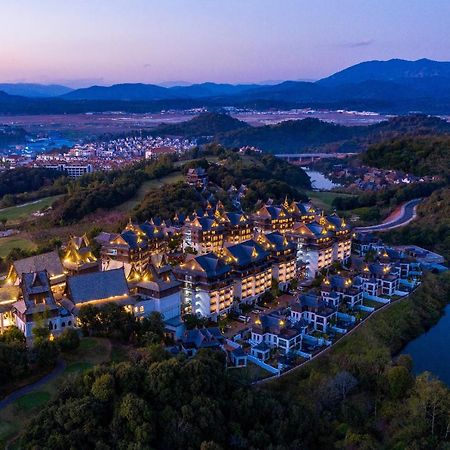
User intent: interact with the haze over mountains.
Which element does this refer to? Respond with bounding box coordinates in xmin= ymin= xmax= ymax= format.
xmin=1 ymin=59 xmax=450 ymax=114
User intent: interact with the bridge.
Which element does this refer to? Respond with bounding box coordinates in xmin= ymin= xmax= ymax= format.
xmin=274 ymin=152 xmax=356 ymax=165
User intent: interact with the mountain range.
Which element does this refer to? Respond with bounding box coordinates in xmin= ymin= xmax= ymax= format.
xmin=2 ymin=59 xmax=450 ymax=113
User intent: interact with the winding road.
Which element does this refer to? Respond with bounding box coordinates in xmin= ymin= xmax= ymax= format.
xmin=355 ymin=198 xmax=421 ymax=233
xmin=0 ymin=360 xmax=65 ymax=411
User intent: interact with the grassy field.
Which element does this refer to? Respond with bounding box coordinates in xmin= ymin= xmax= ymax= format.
xmin=305 ymin=190 xmax=355 ymax=212
xmin=0 ymin=235 xmax=37 ymax=258
xmin=0 ymin=195 xmax=62 ymax=224
xmin=0 ymin=337 xmax=113 ymax=448
xmin=116 ymin=171 xmax=184 ymax=212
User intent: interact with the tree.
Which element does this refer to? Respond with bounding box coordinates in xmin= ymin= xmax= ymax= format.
xmin=91 ymin=373 xmax=115 ymax=402
xmin=410 ymin=373 xmax=450 ymax=438
xmin=385 ymin=365 xmax=413 ymax=400
xmin=32 ymin=340 xmax=59 ymax=369
xmin=57 ymin=328 xmax=80 ymax=352
xmin=77 ymin=304 xmax=101 ymax=335
xmin=0 ymin=326 xmax=25 ymax=344
xmin=32 ymin=325 xmax=50 ymax=344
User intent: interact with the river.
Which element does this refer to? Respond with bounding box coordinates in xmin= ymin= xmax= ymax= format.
xmin=304 ymin=169 xmax=340 ymax=191
xmin=401 ymin=304 xmax=450 ymax=386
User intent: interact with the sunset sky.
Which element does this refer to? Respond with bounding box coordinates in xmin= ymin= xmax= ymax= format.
xmin=1 ymin=0 xmax=450 ymax=87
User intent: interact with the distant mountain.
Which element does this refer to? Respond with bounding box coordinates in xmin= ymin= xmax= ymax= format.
xmin=169 ymin=82 xmax=260 ymax=98
xmin=63 ymin=82 xmax=262 ymax=101
xmin=154 ymin=112 xmax=249 ymax=137
xmin=0 ymin=83 xmax=72 ymax=97
xmin=318 ymin=58 xmax=450 ymax=85
xmin=62 ymin=83 xmax=173 ymax=101
xmin=2 ymin=59 xmax=450 ymax=114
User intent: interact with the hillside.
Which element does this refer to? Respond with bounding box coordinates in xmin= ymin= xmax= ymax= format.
xmin=154 ymin=112 xmax=249 ymax=137
xmin=217 ymin=117 xmax=357 ymax=152
xmin=363 ymin=135 xmax=450 ymax=178
xmin=384 ymin=187 xmax=450 ymax=261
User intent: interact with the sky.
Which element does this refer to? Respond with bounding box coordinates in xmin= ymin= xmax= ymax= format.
xmin=1 ymin=0 xmax=450 ymax=87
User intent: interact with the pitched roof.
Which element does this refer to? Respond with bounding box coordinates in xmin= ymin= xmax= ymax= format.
xmin=258 ymin=231 xmax=295 ymax=252
xmin=226 ymin=212 xmax=249 ymax=226
xmin=13 ymin=250 xmax=64 ymax=279
xmin=224 ymin=239 xmax=269 ymax=267
xmin=182 ymin=327 xmax=224 ymax=349
xmin=67 ymin=268 xmax=129 ymax=304
xmin=15 ymin=270 xmax=59 ymax=314
xmin=178 ymin=253 xmax=231 ymax=278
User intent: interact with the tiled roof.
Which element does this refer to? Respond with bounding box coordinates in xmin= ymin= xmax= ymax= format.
xmin=194 ymin=253 xmax=231 ymax=278
xmin=226 ymin=212 xmax=248 ymax=226
xmin=67 ymin=268 xmax=129 ymax=304
xmin=261 ymin=231 xmax=295 ymax=252
xmin=182 ymin=327 xmax=224 ymax=349
xmin=13 ymin=250 xmax=64 ymax=279
xmin=224 ymin=239 xmax=268 ymax=267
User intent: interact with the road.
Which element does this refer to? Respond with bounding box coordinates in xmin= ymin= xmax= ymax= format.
xmin=0 ymin=359 xmax=65 ymax=411
xmin=355 ymin=198 xmax=421 ymax=233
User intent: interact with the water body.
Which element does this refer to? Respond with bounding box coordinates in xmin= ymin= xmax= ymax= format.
xmin=304 ymin=169 xmax=340 ymax=191
xmin=401 ymin=304 xmax=450 ymax=386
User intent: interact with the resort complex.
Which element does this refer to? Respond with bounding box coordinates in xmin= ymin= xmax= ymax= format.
xmin=0 ymin=196 xmax=426 ymax=376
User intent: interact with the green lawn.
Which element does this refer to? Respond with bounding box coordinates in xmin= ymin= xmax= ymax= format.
xmin=305 ymin=190 xmax=355 ymax=212
xmin=0 ymin=235 xmax=37 ymax=258
xmin=16 ymin=391 xmax=51 ymax=411
xmin=0 ymin=337 xmax=112 ymax=448
xmin=0 ymin=195 xmax=62 ymax=224
xmin=116 ymin=171 xmax=184 ymax=212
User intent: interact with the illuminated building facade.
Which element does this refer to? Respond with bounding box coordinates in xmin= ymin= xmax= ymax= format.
xmin=174 ymin=253 xmax=234 ymax=319
xmin=63 ymin=234 xmax=100 ymax=275
xmin=290 ymin=222 xmax=334 ymax=278
xmin=12 ymin=271 xmax=74 ymax=338
xmin=221 ymin=239 xmax=272 ymax=304
xmin=256 ymin=231 xmax=297 ymax=290
xmin=182 ymin=215 xmax=224 ymax=255
xmin=253 ymin=204 xmax=294 ymax=233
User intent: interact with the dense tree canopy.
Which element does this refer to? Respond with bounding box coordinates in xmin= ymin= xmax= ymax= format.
xmin=18 ymin=273 xmax=450 ymax=449
xmin=0 ymin=167 xmax=64 ymax=198
xmin=363 ymin=135 xmax=450 ymax=178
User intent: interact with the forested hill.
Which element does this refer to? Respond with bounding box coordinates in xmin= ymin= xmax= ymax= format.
xmin=216 ymin=118 xmax=357 ymax=153
xmin=153 ymin=112 xmax=249 ymax=138
xmin=148 ymin=112 xmax=450 ymax=154
xmin=385 ymin=187 xmax=450 ymax=261
xmin=363 ymin=135 xmax=450 ymax=178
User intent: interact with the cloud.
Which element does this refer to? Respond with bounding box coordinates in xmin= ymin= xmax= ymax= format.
xmin=143 ymin=63 xmax=152 ymax=69
xmin=338 ymin=39 xmax=374 ymax=48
